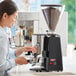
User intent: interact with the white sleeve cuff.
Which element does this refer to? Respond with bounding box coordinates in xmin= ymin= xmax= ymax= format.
xmin=9 ymin=59 xmax=16 ymax=68
xmin=9 ymin=48 xmax=16 ymax=59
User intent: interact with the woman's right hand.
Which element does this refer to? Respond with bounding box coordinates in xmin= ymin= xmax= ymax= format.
xmin=15 ymin=57 xmax=28 ymax=65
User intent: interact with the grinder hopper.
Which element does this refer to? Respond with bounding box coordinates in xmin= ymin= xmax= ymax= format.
xmin=41 ymin=5 xmax=65 ymax=32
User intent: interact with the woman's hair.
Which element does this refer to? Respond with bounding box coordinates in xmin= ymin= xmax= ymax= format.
xmin=0 ymin=0 xmax=18 ymax=20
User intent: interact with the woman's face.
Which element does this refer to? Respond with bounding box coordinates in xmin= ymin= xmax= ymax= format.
xmin=6 ymin=12 xmax=18 ymax=28
xmin=1 ymin=11 xmax=18 ymax=28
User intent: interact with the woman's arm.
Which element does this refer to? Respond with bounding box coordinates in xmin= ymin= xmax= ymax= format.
xmin=0 ymin=36 xmax=16 ymax=71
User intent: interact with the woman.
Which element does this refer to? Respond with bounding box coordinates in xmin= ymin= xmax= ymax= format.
xmin=0 ymin=0 xmax=37 ymax=76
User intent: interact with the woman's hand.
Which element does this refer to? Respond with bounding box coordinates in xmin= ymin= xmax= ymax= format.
xmin=24 ymin=46 xmax=38 ymax=53
xmin=15 ymin=57 xmax=28 ymax=65
xmin=15 ymin=46 xmax=38 ymax=57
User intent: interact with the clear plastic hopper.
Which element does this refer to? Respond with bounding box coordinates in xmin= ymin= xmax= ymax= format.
xmin=41 ymin=5 xmax=65 ymax=32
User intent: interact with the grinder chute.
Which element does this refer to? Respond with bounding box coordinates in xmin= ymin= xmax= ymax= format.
xmin=41 ymin=5 xmax=65 ymax=32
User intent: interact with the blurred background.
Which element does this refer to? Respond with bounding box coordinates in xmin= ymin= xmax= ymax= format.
xmin=0 ymin=0 xmax=75 ymax=43
xmin=14 ymin=0 xmax=75 ymax=44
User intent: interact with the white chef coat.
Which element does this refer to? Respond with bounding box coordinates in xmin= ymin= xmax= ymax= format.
xmin=0 ymin=26 xmax=16 ymax=72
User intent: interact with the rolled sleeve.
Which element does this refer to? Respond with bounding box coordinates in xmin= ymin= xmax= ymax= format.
xmin=9 ymin=48 xmax=16 ymax=59
xmin=0 ymin=59 xmax=16 ymax=71
xmin=8 ymin=59 xmax=16 ymax=68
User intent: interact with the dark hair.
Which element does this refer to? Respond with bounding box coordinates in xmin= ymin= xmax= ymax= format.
xmin=0 ymin=0 xmax=18 ymax=20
